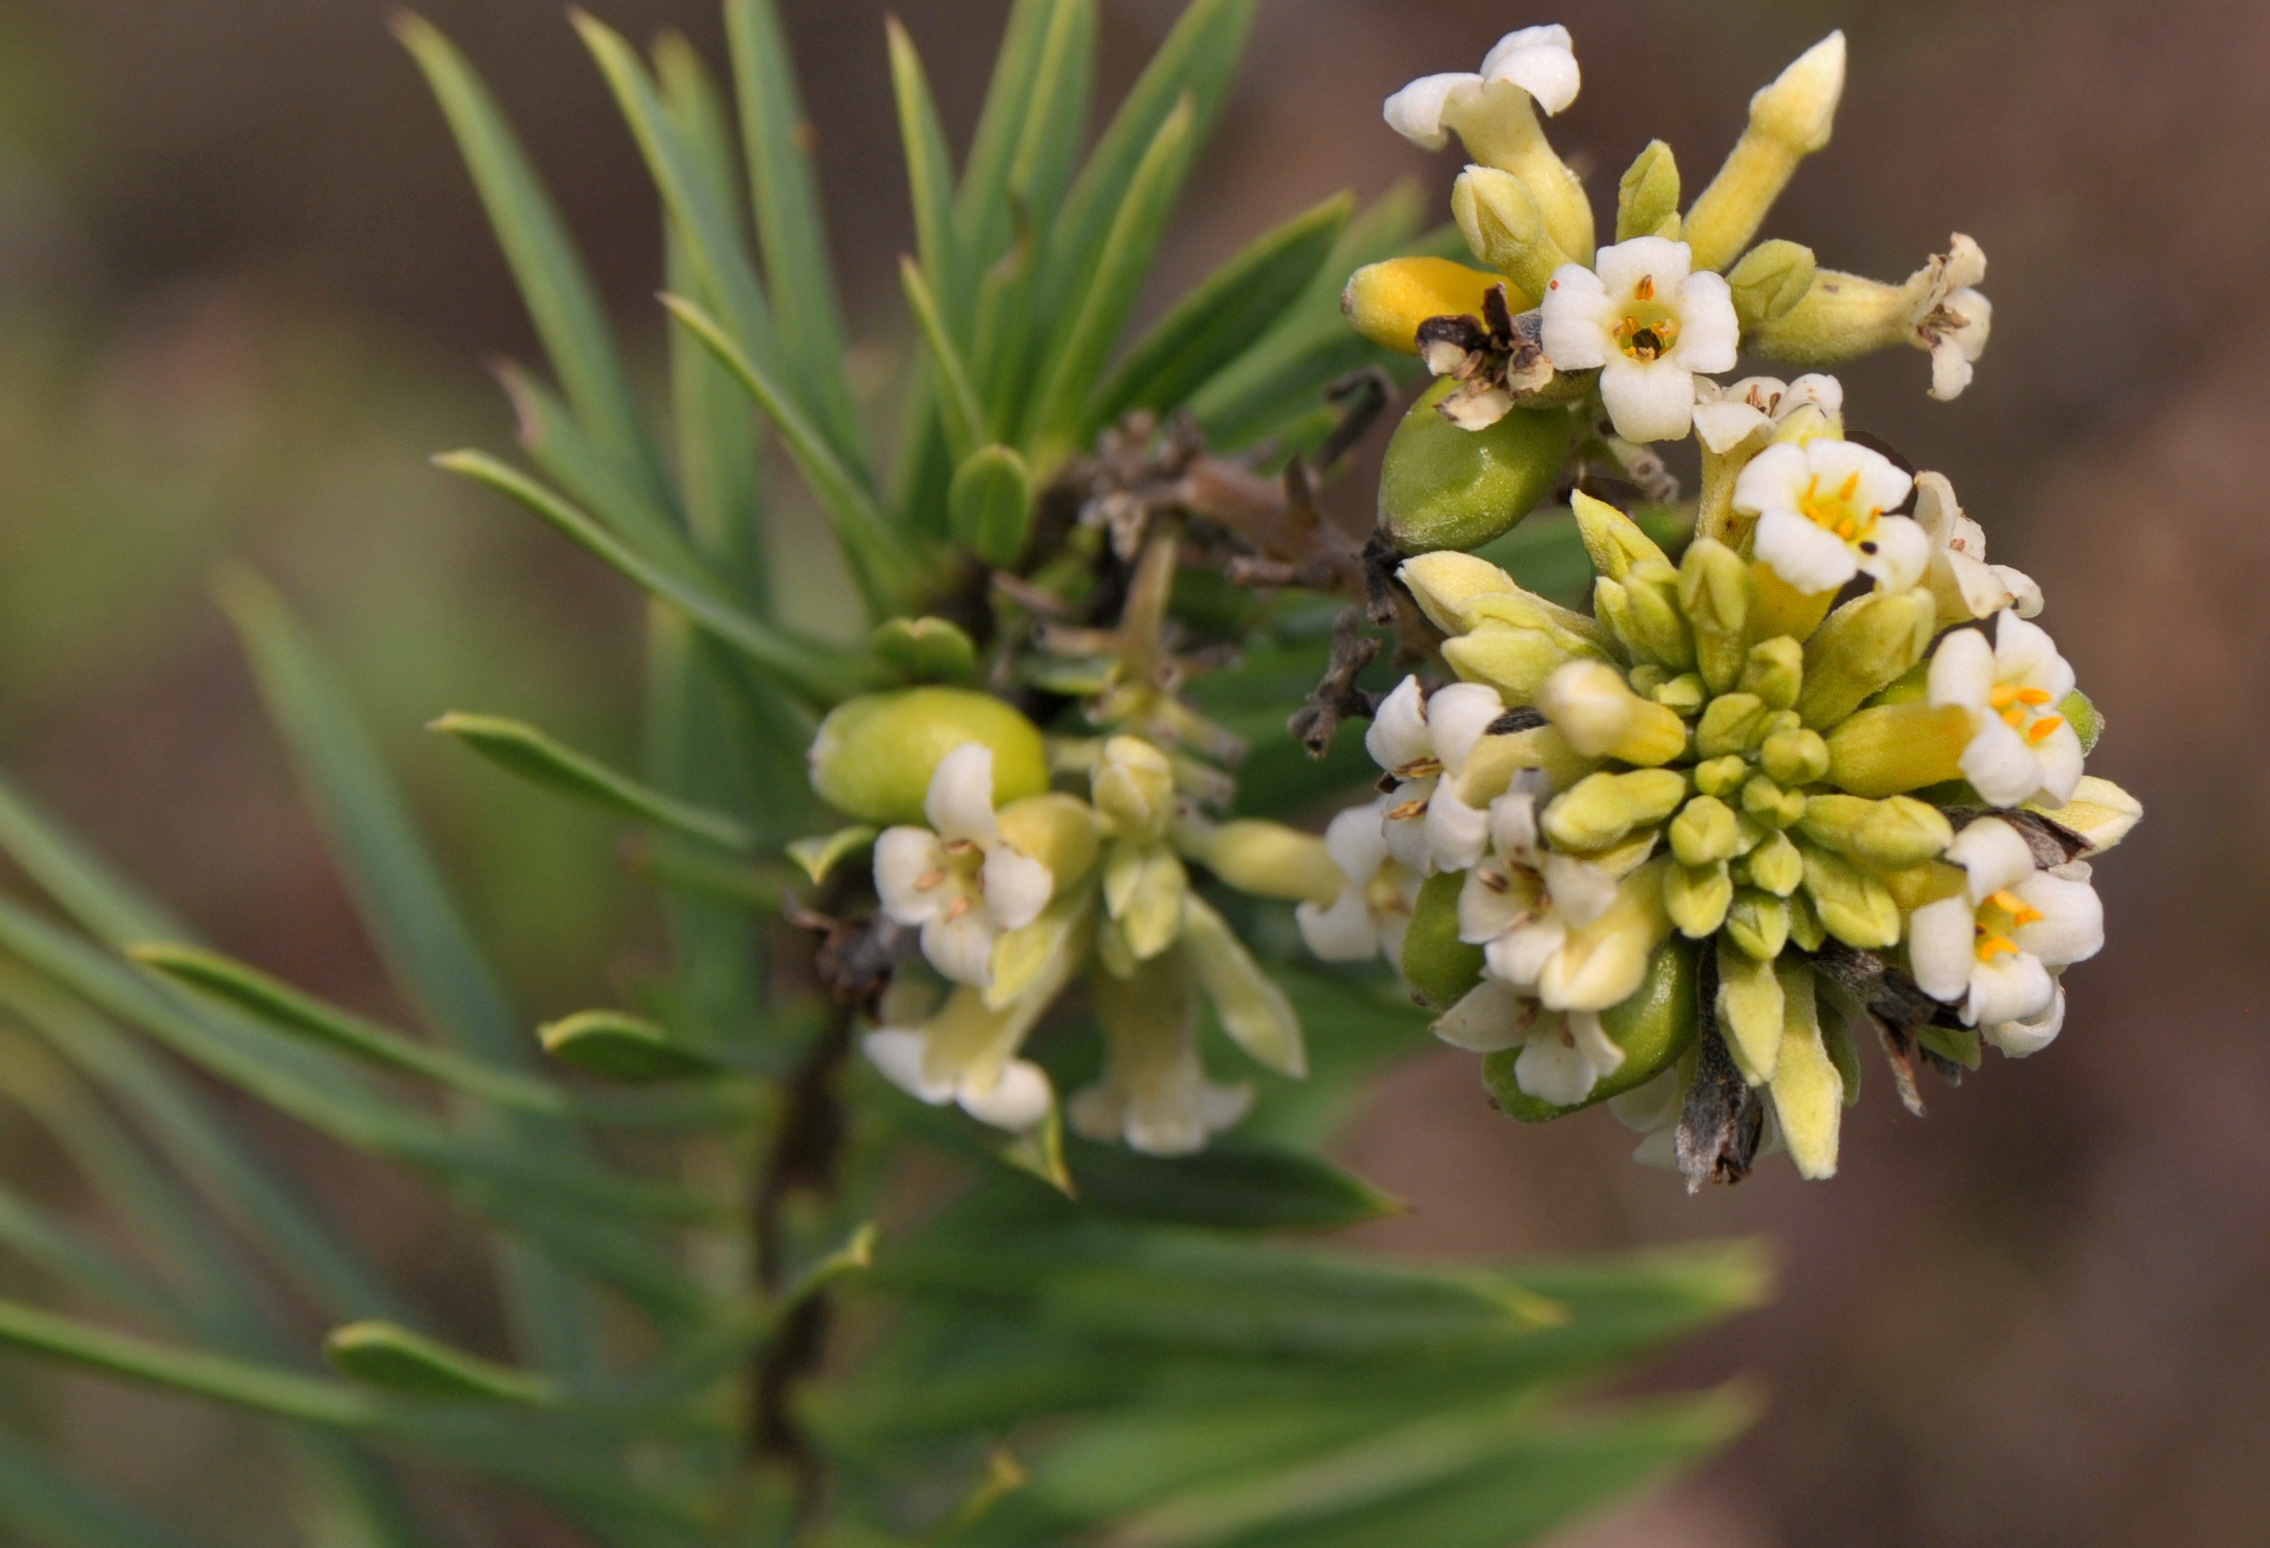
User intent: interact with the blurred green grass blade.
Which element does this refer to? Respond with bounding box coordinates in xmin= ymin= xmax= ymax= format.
xmin=725 ymin=0 xmax=869 ymax=475
xmin=1005 ymin=0 xmax=1096 ymax=236
xmin=0 ymin=1429 xmax=222 ymax=1548
xmin=902 ymin=258 xmax=991 ymax=465
xmin=429 ymin=711 xmax=754 ymax=850
xmin=1039 ymin=0 xmax=1256 ymax=325
xmin=660 ymin=295 xmax=931 ymax=613
xmin=395 ymin=16 xmax=667 ymax=507
xmin=0 ymin=1184 xmax=181 ymax=1327
xmin=888 ymin=18 xmax=965 ymax=326
xmin=955 ymin=0 xmax=1055 ymax=279
xmin=497 ymin=364 xmax=706 ymax=578
xmin=1026 ymin=95 xmax=1197 ymax=461
xmin=1060 ymin=1138 xmax=1399 ymax=1232
xmin=541 ymin=1011 xmax=722 ymax=1083
xmin=0 ymin=774 xmax=190 ymax=946
xmin=326 ymin=1322 xmax=560 ymax=1407
xmin=437 ymin=452 xmax=880 ymax=704
xmin=1088 ymin=192 xmax=1353 ymax=432
xmin=0 ymin=1297 xmax=384 ymax=1429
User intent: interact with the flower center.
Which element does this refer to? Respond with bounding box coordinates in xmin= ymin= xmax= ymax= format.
xmin=1973 ymin=887 xmax=2045 ymax=963
xmin=1798 ymin=471 xmax=1879 ymax=545
xmin=1612 ymin=287 xmax=1680 ymax=362
xmin=1989 ymin=682 xmax=2064 ymax=742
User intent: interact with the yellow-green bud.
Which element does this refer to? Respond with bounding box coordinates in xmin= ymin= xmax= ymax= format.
xmin=1452 ymin=166 xmax=1573 ymax=301
xmin=1797 ymin=793 xmax=1953 ymax=872
xmin=1696 ymin=693 xmax=1769 ymax=759
xmin=873 ymin=615 xmax=979 ymax=684
xmin=1485 ymin=941 xmax=1698 ymax=1121
xmin=1716 ymin=940 xmax=1785 ymax=1083
xmin=1741 ymin=636 xmax=1806 ymax=712
xmin=1798 ymin=842 xmax=1901 ymax=949
xmin=1767 ymin=964 xmax=1843 ymax=1179
xmin=1440 ymin=85 xmax=1596 ymax=260
xmin=1571 ymin=490 xmax=1672 ymax=581
xmin=1759 ymin=727 xmax=1830 ymax=787
xmin=1738 ymin=829 xmax=1805 ymax=897
xmin=1616 ymin=560 xmax=1696 ymax=671
xmin=1101 ymin=839 xmax=1188 ymax=963
xmin=2062 ymin=689 xmax=2104 ymax=754
xmin=1726 ymin=239 xmax=1819 ymax=333
xmin=1538 ymin=661 xmax=1689 ymax=767
xmin=1380 ymin=381 xmax=1573 ymax=554
xmin=1693 ymin=754 xmax=1750 ymax=800
xmin=1343 ymin=255 xmax=1512 ymax=353
xmin=1454 ymin=724 xmax=1598 ymax=807
xmin=1746 ymin=270 xmax=1909 ymax=366
xmin=1400 ymin=551 xmax=1517 ymax=632
xmin=1181 ymin=895 xmax=1306 ymax=1076
xmin=1825 ymin=702 xmax=1972 ymax=798
xmin=1670 ymin=795 xmax=1741 ymax=867
xmin=1616 ymin=139 xmax=1682 ymax=242
xmin=809 ymin=687 xmax=1048 ymax=824
xmin=1683 ymin=32 xmax=1847 ymax=271
xmin=1678 ymin=537 xmax=1754 ymax=693
xmin=1653 ymin=672 xmax=1707 ymax=715
xmin=1741 ymin=774 xmax=1807 ymax=830
xmin=1187 ymin=819 xmax=1343 ymax=906
xmin=1402 ymin=871 xmax=1485 ymax=1009
xmin=1092 ymin=737 xmax=1177 ymax=839
xmin=1665 ymin=860 xmax=1734 ymax=938
xmin=1542 ymin=769 xmax=1690 ymax=853
xmin=1787 ymin=887 xmax=1827 ymax=952
xmin=998 ymin=795 xmax=1103 ymax=891
xmin=1724 ymin=888 xmax=1792 ymax=961
xmin=1445 ymin=627 xmax=1602 ymax=705
xmin=1798 ymin=590 xmax=1938 ymax=730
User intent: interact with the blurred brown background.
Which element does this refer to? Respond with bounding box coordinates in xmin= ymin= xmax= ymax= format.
xmin=0 ymin=0 xmax=2263 ymax=1544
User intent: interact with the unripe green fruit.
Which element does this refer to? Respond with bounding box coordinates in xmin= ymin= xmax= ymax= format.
xmin=1485 ymin=940 xmax=1699 ymax=1122
xmin=808 ymin=688 xmax=1048 ymax=825
xmin=1380 ymin=380 xmax=1571 ymax=554
xmin=1401 ymin=870 xmax=1484 ymax=1009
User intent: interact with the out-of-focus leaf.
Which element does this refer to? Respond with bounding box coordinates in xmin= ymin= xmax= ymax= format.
xmin=1002 ymin=0 xmax=1096 ymax=241
xmin=0 ymin=1185 xmax=179 ymax=1327
xmin=429 ymin=711 xmax=754 ymax=850
xmin=902 ymin=258 xmax=992 ymax=464
xmin=887 ymin=19 xmax=964 ymax=327
xmin=540 ymin=1011 xmax=722 ymax=1084
xmin=325 ymin=1322 xmax=560 ymax=1407
xmin=496 ymin=363 xmax=697 ymax=573
xmin=1061 ymin=1139 xmax=1400 ymax=1232
xmin=954 ymin=0 xmax=1058 ymax=283
xmin=0 ymin=1429 xmax=221 ymax=1548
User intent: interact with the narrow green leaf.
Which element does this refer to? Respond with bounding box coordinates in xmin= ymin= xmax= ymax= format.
xmin=429 ymin=711 xmax=753 ymax=850
xmin=0 ymin=1184 xmax=181 ymax=1327
xmin=539 ymin=1011 xmax=721 ymax=1084
xmin=784 ymin=825 xmax=877 ymax=887
xmin=659 ymin=295 xmax=931 ymax=614
xmin=0 ymin=1429 xmax=222 ymax=1548
xmin=1027 ymin=96 xmax=1198 ymax=462
xmin=435 ymin=453 xmax=880 ymax=704
xmin=0 ymin=1297 xmax=383 ymax=1429
xmin=886 ymin=18 xmax=965 ymax=325
xmin=901 ymin=256 xmax=991 ymax=464
xmin=954 ymin=0 xmax=1056 ymax=274
xmin=325 ymin=1322 xmax=560 ymax=1407
xmin=724 ymin=0 xmax=868 ymax=473
xmin=1087 ymin=192 xmax=1353 ymax=431
xmin=1003 ymin=0 xmax=1096 ymax=235
xmin=1060 ymin=1139 xmax=1401 ymax=1233
xmin=496 ymin=362 xmax=701 ymax=577
xmin=394 ymin=15 xmax=666 ymax=504
xmin=781 ymin=1221 xmax=879 ymax=1308
xmin=949 ymin=445 xmax=1034 ymax=567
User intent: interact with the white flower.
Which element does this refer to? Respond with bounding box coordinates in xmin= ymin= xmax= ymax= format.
xmin=1539 ymin=237 xmax=1739 ymax=443
xmin=1384 ymin=25 xmax=1580 ymax=150
xmin=1927 ymin=613 xmax=2085 ymax=807
xmin=1910 ymin=234 xmax=1992 ymax=401
xmin=1070 ymin=959 xmax=1253 ymax=1157
xmin=864 ymin=1025 xmax=1056 ymax=1132
xmin=1734 ymin=437 xmax=1927 ymax=596
xmin=1913 ymin=472 xmax=2042 ymax=622
xmin=873 ymin=743 xmax=1053 ymax=988
xmin=1364 ymin=676 xmax=1506 ymax=873
xmin=1432 ymin=977 xmax=1623 ymax=1106
xmin=1455 ymin=784 xmax=1623 ymax=1003
xmin=1690 ymin=373 xmax=1843 ymax=455
xmin=1908 ymin=817 xmax=2103 ymax=1039
xmin=1295 ymin=797 xmax=1422 ymax=965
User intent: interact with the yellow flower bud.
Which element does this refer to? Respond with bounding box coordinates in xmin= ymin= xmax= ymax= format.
xmin=2027 ymin=775 xmax=2143 ymax=854
xmin=1101 ymin=839 xmax=1187 ymax=963
xmin=1798 ymin=841 xmax=1901 ymax=949
xmin=1716 ymin=940 xmax=1785 ymax=1083
xmin=1798 ymin=794 xmax=1953 ymax=872
xmin=1695 ymin=692 xmax=1769 ymax=759
xmin=1186 ymin=819 xmax=1343 ymax=906
xmin=1342 ymin=256 xmax=1513 ymax=355
xmin=1452 ymin=166 xmax=1573 ymax=301
xmin=1798 ymin=590 xmax=1938 ymax=731
xmin=1653 ymin=672 xmax=1708 ymax=715
xmin=1767 ymin=963 xmax=1843 ymax=1179
xmin=1684 ymin=33 xmax=1848 ymax=272
xmin=1725 ymin=887 xmax=1793 ymax=961
xmin=1678 ymin=538 xmax=1754 ymax=693
xmin=1741 ymin=636 xmax=1806 ymax=712
xmin=1537 ymin=660 xmax=1689 ymax=767
xmin=1738 ymin=830 xmax=1805 ymax=897
xmin=809 ymin=687 xmax=1047 ymax=824
xmin=1726 ymin=239 xmax=1818 ymax=333
xmin=1542 ymin=769 xmax=1690 ymax=853
xmin=1380 ymin=382 xmax=1572 ymax=554
xmin=1666 ymin=860 xmax=1734 ymax=938
xmin=1615 ymin=139 xmax=1682 ymax=242
xmin=1741 ymin=774 xmax=1807 ymax=831
xmin=1693 ymin=754 xmax=1749 ymax=800
xmin=1181 ymin=895 xmax=1305 ymax=1077
xmin=997 ymin=794 xmax=1103 ymax=890
xmin=1091 ymin=736 xmax=1177 ymax=838
xmin=1670 ymin=795 xmax=1741 ymax=868
xmin=1452 ymin=724 xmax=1597 ymax=807
xmin=1759 ymin=727 xmax=1830 ymax=787
xmin=1824 ymin=701 xmax=1972 ymax=798
xmin=1570 ymin=490 xmax=1672 ymax=581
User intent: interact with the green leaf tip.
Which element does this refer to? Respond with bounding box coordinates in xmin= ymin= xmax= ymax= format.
xmin=539 ymin=1010 xmax=720 ymax=1083
xmin=324 ymin=1321 xmax=559 ymax=1406
xmin=428 ymin=710 xmax=754 ymax=850
xmin=785 ymin=825 xmax=877 ymax=886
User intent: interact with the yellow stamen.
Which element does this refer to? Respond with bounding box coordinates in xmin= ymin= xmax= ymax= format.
xmin=2026 ymin=715 xmax=2066 ymax=745
xmin=1634 ymin=274 xmax=1656 ymax=302
xmin=914 ymin=868 xmax=949 ymax=892
xmin=1987 ymin=889 xmax=2045 ymax=929
xmin=1976 ymin=934 xmax=2021 ymax=961
xmin=1386 ymin=798 xmax=1430 ymax=822
xmin=942 ymin=895 xmax=972 ymax=923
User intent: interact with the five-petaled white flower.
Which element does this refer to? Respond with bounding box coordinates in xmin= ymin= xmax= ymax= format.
xmin=1384 ymin=24 xmax=1581 ymax=150
xmin=1432 ymin=976 xmax=1624 ymax=1107
xmin=1365 ymin=676 xmax=1506 ymax=873
xmin=873 ymin=743 xmax=1053 ymax=988
xmin=1913 ymin=471 xmax=2042 ymax=622
xmin=1295 ymin=796 xmax=1423 ymax=966
xmin=1927 ymin=613 xmax=2085 ymax=808
xmin=1539 ymin=236 xmax=1739 ymax=443
xmin=1690 ymin=373 xmax=1843 ymax=455
xmin=1734 ymin=437 xmax=1926 ymax=596
xmin=1908 ymin=817 xmax=2103 ymax=1052
xmin=1455 ymin=783 xmax=1625 ymax=1007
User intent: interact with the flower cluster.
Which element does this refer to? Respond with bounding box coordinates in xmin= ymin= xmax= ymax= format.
xmin=1305 ymin=22 xmax=2139 ymax=1185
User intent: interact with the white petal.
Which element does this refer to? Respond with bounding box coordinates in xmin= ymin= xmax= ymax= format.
xmin=1428 ymin=682 xmax=1506 ymax=772
xmin=1994 ymin=564 xmax=2045 ymax=619
xmin=2011 ymin=872 xmax=2104 ymax=966
xmin=863 ymin=1029 xmax=954 ymax=1104
xmin=1486 ymin=917 xmax=1566 ymax=989
xmin=1928 ymin=627 xmax=1996 ymax=711
xmin=1297 ymin=890 xmax=1380 ymax=962
xmin=1323 ymin=797 xmax=1392 ymax=884
xmin=1785 ymin=373 xmax=1844 ymax=417
xmin=1433 ymin=978 xmax=1531 ymax=1052
xmin=1753 ymin=506 xmax=1860 ymax=595
xmin=1807 ymin=439 xmax=1913 ymax=516
xmin=1381 ymin=790 xmax=1435 ymax=871
xmin=1382 ymin=72 xmax=1477 ymax=150
xmin=1929 ymin=341 xmax=1975 ymax=402
xmin=981 ymin=844 xmax=1053 ymax=931
xmin=1945 ymin=817 xmax=2036 ymax=902
xmin=1984 ymin=985 xmax=2064 ymax=1057
xmin=2031 ymin=721 xmax=2085 ymax=806
xmin=958 ymin=1059 xmax=1054 ymax=1132
xmin=1730 ymin=442 xmax=1811 ymax=517
xmin=1488 ymin=788 xmax=1542 ymax=862
xmin=1966 ymin=950 xmax=2054 ymax=1029
xmin=1538 ymin=266 xmax=1612 ymax=369
xmin=1568 ymin=1010 xmax=1627 ymax=1082
xmin=924 ymin=743 xmax=999 ymax=844
xmin=874 ymin=827 xmax=949 ymax=924
xmin=1458 ymin=863 xmax=1534 ymax=944
xmin=1906 ymin=896 xmax=1977 ymax=1004
xmin=1864 ymin=515 xmax=1931 ymax=594
xmin=1543 ymin=855 xmax=1619 ymax=925
xmin=922 ymin=911 xmax=998 ymax=988
xmin=1670 ymin=271 xmax=1739 ymax=373
xmin=1480 ymin=26 xmax=1580 ymax=114
xmin=1594 ymin=236 xmax=1691 ymax=296
xmin=1599 ymin=358 xmax=1696 ymax=443
xmin=1692 ymin=399 xmax=1771 ymax=454
xmin=1199 ymin=1081 xmax=1254 ymax=1133
xmin=1994 ymin=613 xmax=2075 ymax=701
xmin=1425 ymin=782 xmax=1492 ymax=873
xmin=1512 ymin=1016 xmax=1599 ymax=1106
xmin=1959 ymin=717 xmax=2043 ymax=809
xmin=1938 ymin=548 xmax=2015 ymax=621
xmin=1365 ymin=677 xmax=1432 ymax=772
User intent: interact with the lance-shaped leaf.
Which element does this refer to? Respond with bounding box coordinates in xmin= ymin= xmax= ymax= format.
xmin=1062 ymin=1139 xmax=1401 ymax=1233
xmin=901 ymin=257 xmax=991 ymax=464
xmin=540 ymin=1011 xmax=722 ymax=1084
xmin=429 ymin=712 xmax=753 ymax=850
xmin=886 ymin=19 xmax=964 ymax=324
xmin=325 ymin=1322 xmax=560 ymax=1407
